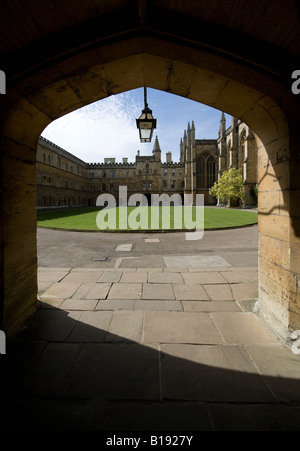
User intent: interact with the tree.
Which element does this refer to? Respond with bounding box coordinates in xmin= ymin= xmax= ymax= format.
xmin=209 ymin=168 xmax=246 ymax=206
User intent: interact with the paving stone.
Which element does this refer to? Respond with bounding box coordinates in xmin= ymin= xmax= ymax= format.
xmin=39 ymin=282 xmax=82 ymax=299
xmin=204 ymin=284 xmax=233 ymax=301
xmin=115 ymin=244 xmax=133 ymax=251
xmin=39 ymin=298 xmax=65 ymax=309
xmin=182 ymin=300 xmax=241 ymax=312
xmin=20 ymin=343 xmax=83 ymax=397
xmin=120 ymin=272 xmax=148 ymax=283
xmin=143 ymin=312 xmax=222 ymax=344
xmin=182 ymin=272 xmax=228 ymax=284
xmin=100 ymin=402 xmax=211 ymax=431
xmin=142 ymin=283 xmax=175 ymax=300
xmin=98 ymin=271 xmax=122 ymax=282
xmin=211 ymin=312 xmax=278 ymax=344
xmin=221 ymin=269 xmax=258 ymax=283
xmin=60 ymin=271 xmax=102 ymax=283
xmin=163 ymin=255 xmax=231 ymax=268
xmin=38 ymin=281 xmax=54 ymax=293
xmin=60 ymin=298 xmax=98 ymax=310
xmin=164 ymin=267 xmax=189 ymax=272
xmin=120 ymin=256 xmax=165 ymax=268
xmin=38 ymin=270 xmax=70 ymax=282
xmin=64 ymin=343 xmax=160 ymax=399
xmin=137 ymin=267 xmax=162 ymax=272
xmin=173 ymin=284 xmax=209 ymax=301
xmin=108 ymin=283 xmax=142 ymax=299
xmin=9 ymin=397 xmax=106 ymax=431
xmin=148 ymin=272 xmax=183 ymax=284
xmin=209 ymin=403 xmax=300 ymax=431
xmin=245 ymin=345 xmax=300 ymax=402
xmin=160 ymin=344 xmax=275 ymax=402
xmin=230 ymin=282 xmax=258 ymax=300
xmin=72 ymin=283 xmax=111 ymax=299
xmin=66 ymin=311 xmax=113 ymax=342
xmin=105 ymin=311 xmax=143 ymax=343
xmin=134 ymin=300 xmax=183 ymax=311
xmin=95 ymin=299 xmax=135 ymax=310
xmin=15 ymin=308 xmax=82 ymax=341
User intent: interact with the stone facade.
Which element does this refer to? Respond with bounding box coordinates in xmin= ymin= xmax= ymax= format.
xmin=36 ymin=113 xmax=257 ymax=208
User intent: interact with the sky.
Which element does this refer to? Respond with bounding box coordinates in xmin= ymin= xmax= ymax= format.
xmin=42 ymin=88 xmax=232 ymax=164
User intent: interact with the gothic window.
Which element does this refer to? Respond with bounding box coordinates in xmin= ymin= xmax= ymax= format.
xmin=239 ymin=131 xmax=247 ymax=182
xmin=207 ymin=155 xmax=216 ymax=188
xmin=196 ymin=155 xmax=206 ymax=188
xmin=196 ymin=153 xmax=216 ymax=188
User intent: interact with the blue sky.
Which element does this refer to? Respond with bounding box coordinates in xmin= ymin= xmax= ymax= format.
xmin=42 ymin=88 xmax=231 ymax=163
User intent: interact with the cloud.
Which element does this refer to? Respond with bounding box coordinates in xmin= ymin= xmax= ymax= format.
xmin=42 ymin=92 xmax=144 ymax=163
xmin=42 ymin=88 xmax=231 ymax=164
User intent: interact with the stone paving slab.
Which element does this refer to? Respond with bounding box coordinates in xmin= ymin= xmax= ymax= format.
xmin=142 ymin=283 xmax=175 ymax=300
xmin=182 ymin=271 xmax=228 ymax=284
xmin=148 ymin=271 xmax=184 ymax=284
xmin=39 ymin=282 xmax=82 ymax=299
xmin=95 ymin=299 xmax=135 ymax=310
xmin=230 ymin=282 xmax=258 ymax=300
xmin=134 ymin=300 xmax=183 ymax=311
xmin=98 ymin=271 xmax=122 ymax=283
xmin=100 ymin=401 xmax=211 ymax=431
xmin=143 ymin=312 xmax=223 ymax=344
xmin=60 ymin=298 xmax=98 ymax=310
xmin=173 ymin=284 xmax=210 ymax=300
xmin=38 ymin=270 xmax=70 ymax=282
xmin=208 ymin=403 xmax=300 ymax=431
xmin=204 ymin=284 xmax=234 ymax=301
xmin=59 ymin=271 xmax=103 ymax=283
xmin=182 ymin=300 xmax=241 ymax=312
xmin=160 ymin=344 xmax=275 ymax=402
xmin=220 ymin=269 xmax=258 ymax=283
xmin=120 ymin=272 xmax=148 ymax=283
xmin=245 ymin=345 xmax=300 ymax=402
xmin=8 ymin=263 xmax=300 ymax=431
xmin=164 ymin=255 xmax=231 ymax=268
xmin=66 ymin=311 xmax=113 ymax=342
xmin=108 ymin=283 xmax=142 ymax=299
xmin=105 ymin=310 xmax=143 ymax=343
xmin=71 ymin=282 xmax=111 ymax=300
xmin=63 ymin=343 xmax=160 ymax=400
xmin=211 ymin=312 xmax=278 ymax=344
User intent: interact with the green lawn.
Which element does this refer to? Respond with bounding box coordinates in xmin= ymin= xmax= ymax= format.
xmin=37 ymin=207 xmax=258 ymax=231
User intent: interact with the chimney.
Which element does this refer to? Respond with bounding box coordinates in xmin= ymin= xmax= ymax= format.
xmin=166 ymin=152 xmax=172 ymax=163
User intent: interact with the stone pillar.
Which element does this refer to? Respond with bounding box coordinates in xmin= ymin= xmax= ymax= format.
xmin=1 ymin=138 xmax=38 ymax=334
xmin=257 ymin=128 xmax=300 ymax=339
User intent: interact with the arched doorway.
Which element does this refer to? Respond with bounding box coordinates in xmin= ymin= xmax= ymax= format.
xmin=0 ymin=2 xmax=299 ymax=341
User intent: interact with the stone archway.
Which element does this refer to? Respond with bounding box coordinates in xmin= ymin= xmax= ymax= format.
xmin=0 ymin=4 xmax=299 ymax=340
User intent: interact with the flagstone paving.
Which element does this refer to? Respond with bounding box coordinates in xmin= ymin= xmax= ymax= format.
xmin=7 ymin=264 xmax=300 ymax=431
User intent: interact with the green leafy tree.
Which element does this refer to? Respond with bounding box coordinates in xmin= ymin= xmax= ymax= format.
xmin=209 ymin=168 xmax=246 ymax=206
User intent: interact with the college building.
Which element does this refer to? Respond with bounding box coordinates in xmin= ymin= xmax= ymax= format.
xmin=36 ymin=112 xmax=257 ymax=208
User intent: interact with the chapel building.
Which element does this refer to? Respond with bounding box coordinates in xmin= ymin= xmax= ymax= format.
xmin=36 ymin=113 xmax=257 ymax=208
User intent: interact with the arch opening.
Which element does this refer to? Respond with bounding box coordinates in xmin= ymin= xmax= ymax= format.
xmin=1 ymin=33 xmax=299 ymax=340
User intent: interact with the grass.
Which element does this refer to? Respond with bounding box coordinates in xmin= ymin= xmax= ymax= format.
xmin=37 ymin=206 xmax=258 ymax=231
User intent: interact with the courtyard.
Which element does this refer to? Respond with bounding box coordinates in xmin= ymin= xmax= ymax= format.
xmin=6 ymin=224 xmax=300 ymax=431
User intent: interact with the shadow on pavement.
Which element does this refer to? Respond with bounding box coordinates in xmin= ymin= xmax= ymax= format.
xmin=5 ymin=304 xmax=300 ymax=431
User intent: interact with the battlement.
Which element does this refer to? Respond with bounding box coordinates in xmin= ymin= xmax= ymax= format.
xmin=39 ymin=136 xmax=87 ymax=166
